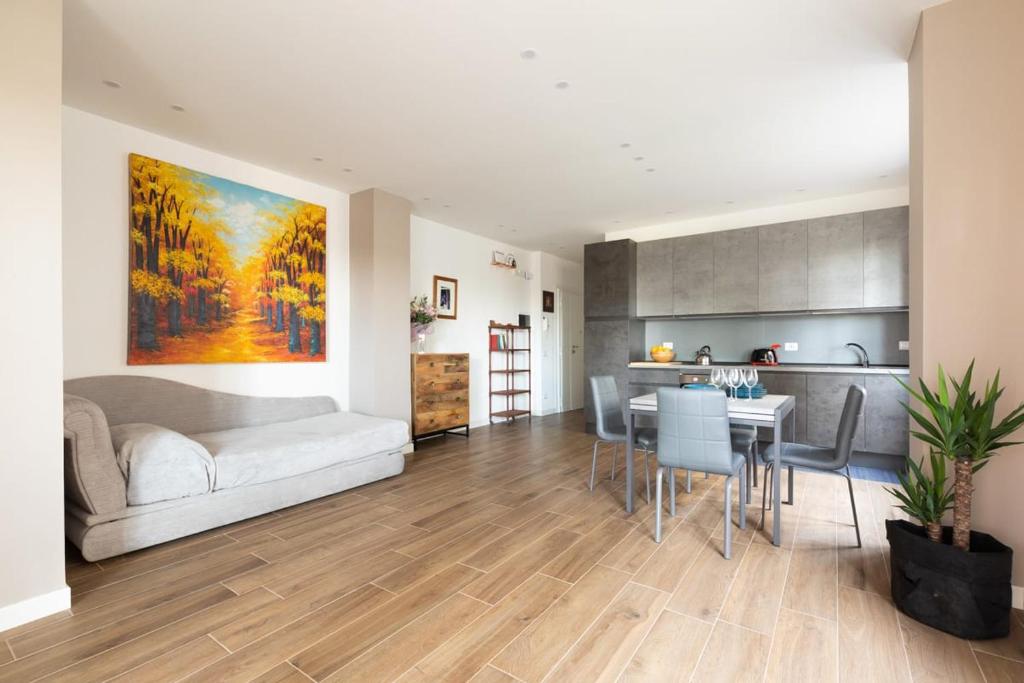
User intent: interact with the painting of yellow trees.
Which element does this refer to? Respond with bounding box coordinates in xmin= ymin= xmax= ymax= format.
xmin=128 ymin=153 xmax=327 ymax=364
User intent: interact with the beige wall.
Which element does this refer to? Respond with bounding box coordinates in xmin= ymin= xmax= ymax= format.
xmin=0 ymin=0 xmax=69 ymax=625
xmin=349 ymin=189 xmax=412 ymax=424
xmin=911 ymin=0 xmax=1024 ymax=582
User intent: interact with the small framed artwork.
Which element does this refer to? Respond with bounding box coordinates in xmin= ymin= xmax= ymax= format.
xmin=433 ymin=275 xmax=458 ymax=319
xmin=542 ymin=290 xmax=555 ymax=313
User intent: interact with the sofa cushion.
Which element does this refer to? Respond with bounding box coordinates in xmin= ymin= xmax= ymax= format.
xmin=190 ymin=411 xmax=409 ymax=491
xmin=110 ymin=423 xmax=216 ymax=506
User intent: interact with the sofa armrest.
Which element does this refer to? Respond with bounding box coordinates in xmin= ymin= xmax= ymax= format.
xmin=64 ymin=393 xmax=127 ymax=515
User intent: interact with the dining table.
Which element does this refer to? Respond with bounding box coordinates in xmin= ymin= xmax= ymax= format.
xmin=625 ymin=390 xmax=797 ymax=546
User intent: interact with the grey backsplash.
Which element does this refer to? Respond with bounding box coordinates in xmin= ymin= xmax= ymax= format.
xmin=644 ymin=312 xmax=909 ymax=366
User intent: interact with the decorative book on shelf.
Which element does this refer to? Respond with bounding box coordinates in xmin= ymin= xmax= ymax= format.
xmin=488 ymin=323 xmax=531 ymax=424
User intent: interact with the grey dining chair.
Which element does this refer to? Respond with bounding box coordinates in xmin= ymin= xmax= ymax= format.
xmin=759 ymin=384 xmax=866 ymax=547
xmin=731 ymin=426 xmax=759 ymax=496
xmin=654 ymin=387 xmax=747 ymax=559
xmin=589 ymin=376 xmax=656 ymax=503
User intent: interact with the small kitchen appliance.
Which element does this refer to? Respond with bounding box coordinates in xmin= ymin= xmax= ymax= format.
xmin=694 ymin=345 xmax=713 ymax=365
xmin=750 ymin=343 xmax=781 ymax=365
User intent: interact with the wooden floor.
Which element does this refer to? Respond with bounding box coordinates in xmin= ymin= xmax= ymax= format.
xmin=3 ymin=411 xmax=1024 ymax=682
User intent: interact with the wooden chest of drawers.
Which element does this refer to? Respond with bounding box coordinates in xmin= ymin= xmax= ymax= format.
xmin=411 ymin=353 xmax=470 ymax=444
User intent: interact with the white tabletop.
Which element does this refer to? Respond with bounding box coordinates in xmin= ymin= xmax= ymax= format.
xmin=629 ymin=392 xmax=794 ymax=423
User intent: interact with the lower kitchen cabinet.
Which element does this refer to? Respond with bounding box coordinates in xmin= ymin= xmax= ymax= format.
xmin=865 ymin=375 xmax=910 ymax=456
xmin=758 ymin=373 xmax=807 ymax=444
xmin=806 ymin=374 xmax=867 ymax=451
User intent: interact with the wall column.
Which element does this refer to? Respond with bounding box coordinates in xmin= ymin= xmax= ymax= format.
xmin=349 ymin=189 xmax=412 ymax=424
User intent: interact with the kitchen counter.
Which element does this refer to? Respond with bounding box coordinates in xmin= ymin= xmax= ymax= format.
xmin=628 ymin=361 xmax=909 ymax=375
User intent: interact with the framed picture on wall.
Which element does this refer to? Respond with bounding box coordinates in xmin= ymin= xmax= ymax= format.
xmin=542 ymin=290 xmax=555 ymax=313
xmin=433 ymin=275 xmax=458 ymax=319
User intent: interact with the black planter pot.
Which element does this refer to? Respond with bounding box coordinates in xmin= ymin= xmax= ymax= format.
xmin=886 ymin=519 xmax=1013 ymax=639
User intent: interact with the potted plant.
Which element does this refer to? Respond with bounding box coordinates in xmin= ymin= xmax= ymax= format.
xmin=886 ymin=361 xmax=1024 ymax=639
xmin=410 ymin=295 xmax=436 ymax=353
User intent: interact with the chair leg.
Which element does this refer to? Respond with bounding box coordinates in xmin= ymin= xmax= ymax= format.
xmin=759 ymin=462 xmax=772 ymax=530
xmin=752 ymin=440 xmax=759 ymax=487
xmin=685 ymin=469 xmax=692 ymax=494
xmin=845 ymin=467 xmax=862 ymax=548
xmin=786 ymin=465 xmax=795 ymax=505
xmin=589 ymin=440 xmax=600 ymax=491
xmin=704 ymin=471 xmax=709 ymax=479
xmin=745 ymin=445 xmax=754 ymax=500
xmin=724 ymin=476 xmax=733 ymax=560
xmin=643 ymin=450 xmax=652 ymax=504
xmin=668 ymin=467 xmax=676 ymax=516
xmin=739 ymin=463 xmax=747 ymax=530
xmin=655 ymin=467 xmax=664 ymax=543
xmin=610 ymin=443 xmax=618 ymax=481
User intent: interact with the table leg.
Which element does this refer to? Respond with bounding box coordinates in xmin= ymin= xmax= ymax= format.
xmin=772 ymin=406 xmax=782 ymax=546
xmin=625 ymin=411 xmax=635 ymax=514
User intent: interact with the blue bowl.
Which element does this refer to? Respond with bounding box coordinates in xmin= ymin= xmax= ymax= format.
xmin=682 ymin=383 xmax=718 ymax=391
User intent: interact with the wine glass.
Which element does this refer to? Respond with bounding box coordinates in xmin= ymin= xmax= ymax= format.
xmin=741 ymin=368 xmax=758 ymax=401
xmin=709 ymin=367 xmax=724 ymax=389
xmin=725 ymin=368 xmax=741 ymax=399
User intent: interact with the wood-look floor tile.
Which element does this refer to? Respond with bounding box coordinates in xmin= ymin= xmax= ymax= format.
xmin=462 ymin=529 xmax=580 ymax=605
xmin=469 ymin=665 xmax=519 ymax=683
xmin=632 ymin=522 xmax=712 ymax=594
xmin=899 ymin=612 xmax=985 ymax=682
xmin=398 ymin=574 xmax=568 ymax=682
xmin=595 ymin=511 xmax=681 ymax=575
xmin=107 ymin=634 xmax=227 ymax=683
xmin=764 ymin=608 xmax=838 ymax=682
xmin=546 ymin=581 xmax=668 ymax=682
xmin=0 ymin=643 xmax=10 ymax=667
xmin=782 ymin=544 xmax=837 ymax=621
xmin=396 ymin=504 xmax=512 ymax=558
xmin=621 ymin=609 xmax=712 ymax=682
xmin=971 ymin=610 xmax=1024 ymax=663
xmin=324 ymin=593 xmax=489 ymax=682
xmin=837 ymin=481 xmax=890 ymax=596
xmin=491 ymin=487 xmax=580 ymax=529
xmin=291 ymin=563 xmax=482 ymax=680
xmin=692 ymin=619 xmax=771 ymax=682
xmin=974 ymin=651 xmax=1024 ymax=681
xmin=461 ymin=512 xmax=566 ymax=571
xmin=250 ymin=661 xmax=311 ymax=683
xmin=667 ymin=533 xmax=750 ymax=622
xmin=376 ymin=523 xmax=505 ymax=593
xmin=185 ymin=584 xmax=391 ymax=682
xmin=541 ymin=517 xmax=635 ymax=583
xmin=490 ymin=564 xmax=631 ymax=682
xmin=838 ymin=586 xmax=911 ymax=683
xmin=719 ymin=541 xmax=791 ymax=634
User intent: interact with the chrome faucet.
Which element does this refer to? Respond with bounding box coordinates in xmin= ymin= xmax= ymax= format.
xmin=846 ymin=343 xmax=870 ymax=368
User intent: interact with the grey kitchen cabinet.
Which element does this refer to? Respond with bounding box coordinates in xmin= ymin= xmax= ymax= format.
xmin=584 ymin=240 xmax=636 ymax=318
xmin=636 ymin=239 xmax=674 ymax=317
xmin=863 ymin=207 xmax=909 ymax=308
xmin=806 ymin=374 xmax=866 ymax=450
xmin=713 ymin=227 xmax=758 ymax=313
xmin=672 ymin=234 xmax=715 ymax=315
xmin=757 ymin=373 xmax=807 ymax=444
xmin=583 ymin=319 xmax=644 ymax=424
xmin=758 ymin=221 xmax=808 ymax=312
xmin=865 ymin=375 xmax=910 ymax=455
xmin=808 ymin=213 xmax=864 ymax=310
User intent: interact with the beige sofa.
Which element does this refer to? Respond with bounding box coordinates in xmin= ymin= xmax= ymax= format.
xmin=63 ymin=376 xmax=407 ymax=561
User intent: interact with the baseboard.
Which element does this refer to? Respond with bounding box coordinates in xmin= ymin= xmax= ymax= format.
xmin=1013 ymin=585 xmax=1023 ymax=610
xmin=0 ymin=585 xmax=71 ymax=632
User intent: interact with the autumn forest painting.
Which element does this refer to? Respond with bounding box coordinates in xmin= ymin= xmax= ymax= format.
xmin=129 ymin=153 xmax=327 ymax=364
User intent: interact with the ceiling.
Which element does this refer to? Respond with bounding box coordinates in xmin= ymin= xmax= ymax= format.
xmin=63 ymin=0 xmax=940 ymax=261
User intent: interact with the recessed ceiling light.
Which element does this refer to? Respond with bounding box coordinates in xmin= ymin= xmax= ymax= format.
xmin=443 ymin=204 xmax=451 ymax=208
xmin=665 ymin=211 xmax=674 ymax=215
xmin=726 ymin=200 xmax=735 ymax=205
xmin=554 ymin=81 xmax=570 ymax=90
xmin=795 ymin=188 xmax=806 ymax=192
xmin=422 ymin=197 xmax=430 ymax=201
xmin=620 ymin=143 xmax=631 ymax=148
xmin=498 ymin=224 xmax=504 ymax=228
xmin=170 ymin=104 xmax=186 ymax=112
xmin=342 ymin=167 xmax=353 ymax=172
xmin=646 ymin=168 xmax=656 ymax=173
xmin=312 ymin=156 xmax=324 ymax=162
xmin=879 ymin=174 xmax=889 ymax=179
xmin=520 ymin=49 xmax=537 ymax=60
xmin=613 ymin=220 xmax=622 ymax=224
xmin=633 ymin=156 xmax=644 ymax=161
xmin=102 ymin=79 xmax=122 ymax=89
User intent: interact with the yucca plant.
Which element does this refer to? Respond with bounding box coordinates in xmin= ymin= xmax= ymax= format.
xmin=886 ymin=450 xmax=953 ymax=542
xmin=897 ymin=361 xmax=1024 ymax=551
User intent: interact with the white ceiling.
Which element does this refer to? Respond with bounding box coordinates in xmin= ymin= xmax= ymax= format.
xmin=63 ymin=0 xmax=940 ymax=261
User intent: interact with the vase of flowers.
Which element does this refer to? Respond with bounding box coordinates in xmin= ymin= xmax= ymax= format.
xmin=410 ymin=295 xmax=437 ymax=353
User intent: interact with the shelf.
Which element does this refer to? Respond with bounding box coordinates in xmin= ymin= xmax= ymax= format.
xmin=489 ymin=348 xmax=531 ymax=352
xmin=491 ymin=409 xmax=530 ymax=418
xmin=489 ymin=324 xmax=531 ymax=330
xmin=491 ymin=389 xmax=530 ymax=396
xmin=490 ymin=369 xmax=530 ymax=374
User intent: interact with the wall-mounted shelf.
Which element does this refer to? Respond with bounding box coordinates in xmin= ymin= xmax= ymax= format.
xmin=489 ymin=324 xmax=531 ymax=424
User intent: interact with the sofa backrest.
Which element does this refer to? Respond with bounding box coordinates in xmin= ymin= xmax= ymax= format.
xmin=63 ymin=375 xmax=338 ymax=435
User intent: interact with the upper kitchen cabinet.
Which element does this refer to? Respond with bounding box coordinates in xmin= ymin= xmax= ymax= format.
xmin=863 ymin=207 xmax=910 ymax=308
xmin=672 ymin=234 xmax=715 ymax=315
xmin=758 ymin=220 xmax=808 ymax=312
xmin=808 ymin=213 xmax=864 ymax=309
xmin=713 ymin=227 xmax=758 ymax=313
xmin=635 ymin=238 xmax=674 ymax=317
xmin=584 ymin=239 xmax=636 ymax=318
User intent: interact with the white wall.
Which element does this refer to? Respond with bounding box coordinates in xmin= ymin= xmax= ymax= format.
xmin=410 ymin=216 xmax=533 ymax=428
xmin=62 ymin=108 xmax=351 ymax=407
xmin=534 ymin=253 xmax=583 ymax=415
xmin=0 ymin=0 xmax=69 ymax=630
xmin=604 ymin=187 xmax=908 ymax=242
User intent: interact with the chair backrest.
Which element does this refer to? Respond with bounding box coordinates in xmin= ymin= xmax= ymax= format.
xmin=832 ymin=384 xmax=867 ymax=468
xmin=656 ymin=387 xmax=734 ymax=474
xmin=590 ymin=376 xmax=625 ymax=440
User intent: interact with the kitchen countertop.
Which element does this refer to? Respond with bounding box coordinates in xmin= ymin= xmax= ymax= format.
xmin=628 ymin=361 xmax=910 ymax=375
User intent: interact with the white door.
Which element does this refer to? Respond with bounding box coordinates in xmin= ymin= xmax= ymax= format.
xmin=558 ymin=289 xmax=585 ymax=411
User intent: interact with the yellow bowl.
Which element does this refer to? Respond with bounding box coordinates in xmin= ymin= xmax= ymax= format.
xmin=651 ymin=350 xmax=676 ymax=363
